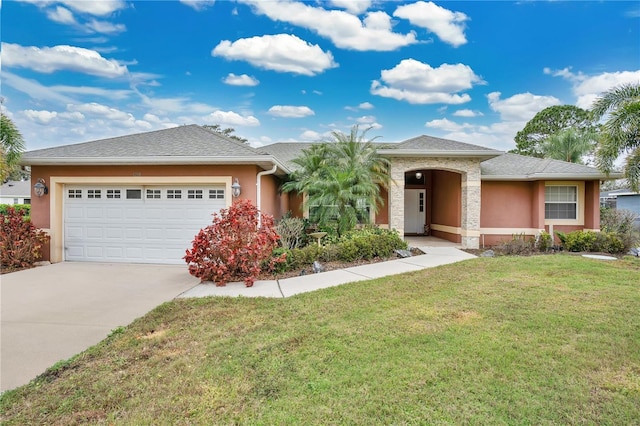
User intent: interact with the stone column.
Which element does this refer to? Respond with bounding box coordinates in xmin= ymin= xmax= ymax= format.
xmin=389 ymin=161 xmax=406 ymax=235
xmin=461 ymin=167 xmax=481 ymax=249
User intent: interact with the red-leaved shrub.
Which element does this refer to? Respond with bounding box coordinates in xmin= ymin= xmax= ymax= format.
xmin=184 ymin=199 xmax=284 ymax=287
xmin=1 ymin=206 xmax=50 ymax=271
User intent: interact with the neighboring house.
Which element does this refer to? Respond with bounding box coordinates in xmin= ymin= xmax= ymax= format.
xmin=21 ymin=125 xmax=617 ymax=264
xmin=0 ymin=180 xmax=31 ymax=205
xmin=600 ymin=188 xmax=640 ymax=227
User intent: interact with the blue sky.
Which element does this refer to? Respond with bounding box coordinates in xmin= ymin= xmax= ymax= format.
xmin=2 ymin=0 xmax=639 ymax=152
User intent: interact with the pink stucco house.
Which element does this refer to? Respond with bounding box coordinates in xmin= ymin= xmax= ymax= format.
xmin=21 ymin=125 xmax=614 ymax=264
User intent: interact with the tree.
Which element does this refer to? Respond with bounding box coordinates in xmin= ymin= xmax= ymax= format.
xmin=512 ymin=105 xmax=594 ymax=157
xmin=540 ymin=128 xmax=597 ymax=164
xmin=0 ymin=114 xmax=26 ymax=182
xmin=202 ymin=124 xmax=248 ymax=144
xmin=592 ymin=83 xmax=640 ymax=191
xmin=282 ymin=125 xmax=391 ymax=236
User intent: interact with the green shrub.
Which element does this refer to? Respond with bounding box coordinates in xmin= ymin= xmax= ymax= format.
xmin=600 ymin=207 xmax=639 ymax=253
xmin=593 ymin=232 xmax=625 ymax=254
xmin=0 ymin=204 xmax=30 ymax=219
xmin=535 ymin=231 xmax=553 ymax=252
xmin=287 ymin=244 xmax=326 ymax=270
xmin=337 ymin=226 xmax=407 ymax=261
xmin=562 ymin=230 xmax=598 ymax=252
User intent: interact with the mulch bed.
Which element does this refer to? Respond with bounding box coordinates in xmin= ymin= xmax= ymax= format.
xmin=257 ymin=247 xmax=424 ymax=281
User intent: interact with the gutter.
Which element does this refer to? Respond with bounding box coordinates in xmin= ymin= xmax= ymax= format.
xmin=256 ymin=163 xmax=278 ymax=228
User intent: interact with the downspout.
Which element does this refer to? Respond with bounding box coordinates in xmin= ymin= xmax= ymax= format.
xmin=257 ymin=163 xmax=278 ymax=228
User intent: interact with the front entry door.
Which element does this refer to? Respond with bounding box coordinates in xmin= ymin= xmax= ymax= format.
xmin=404 ymin=189 xmax=426 ymax=234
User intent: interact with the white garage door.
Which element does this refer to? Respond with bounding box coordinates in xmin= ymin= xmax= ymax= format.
xmin=64 ymin=185 xmax=226 ymax=264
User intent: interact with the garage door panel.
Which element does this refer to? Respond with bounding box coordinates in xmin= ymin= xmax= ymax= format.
xmin=86 ymin=246 xmax=105 ymax=258
xmin=86 ymin=227 xmax=103 ymax=239
xmin=105 ymin=227 xmax=124 ymax=239
xmin=106 ymin=208 xmax=123 ymax=219
xmin=124 ymin=227 xmax=144 ymax=239
xmin=64 ymin=185 xmax=226 ymax=264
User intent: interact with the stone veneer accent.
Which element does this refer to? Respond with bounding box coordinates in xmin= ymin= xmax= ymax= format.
xmin=388 ymin=157 xmax=483 ymax=249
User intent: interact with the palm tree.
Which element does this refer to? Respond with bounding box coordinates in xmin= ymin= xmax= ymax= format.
xmin=0 ymin=114 xmax=26 ymax=182
xmin=592 ymin=83 xmax=640 ymax=190
xmin=282 ymin=125 xmax=391 ymax=236
xmin=540 ymin=128 xmax=597 ymax=164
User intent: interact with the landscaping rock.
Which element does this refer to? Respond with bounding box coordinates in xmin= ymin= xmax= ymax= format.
xmin=395 ymin=249 xmax=412 ymax=258
xmin=629 ymin=247 xmax=640 ymax=257
xmin=312 ymin=261 xmax=325 ymax=274
xmin=481 ymin=250 xmax=495 ymax=258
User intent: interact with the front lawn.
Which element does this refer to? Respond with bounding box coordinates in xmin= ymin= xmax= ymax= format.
xmin=2 ymin=255 xmax=639 ymax=424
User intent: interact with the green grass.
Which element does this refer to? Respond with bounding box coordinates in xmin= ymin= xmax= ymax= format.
xmin=2 ymin=255 xmax=640 ymax=424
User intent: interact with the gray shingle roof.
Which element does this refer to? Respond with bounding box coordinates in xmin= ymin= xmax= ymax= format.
xmin=21 ymin=125 xmax=616 ymax=181
xmin=257 ymin=142 xmax=314 ymax=171
xmin=481 ymin=153 xmax=617 ymax=180
xmin=0 ymin=180 xmax=31 ymax=197
xmin=21 ymin=124 xmax=271 ymax=163
xmin=396 ymin=135 xmax=500 ymax=152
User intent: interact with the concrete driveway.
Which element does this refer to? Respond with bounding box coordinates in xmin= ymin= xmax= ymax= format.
xmin=1 ymin=262 xmax=200 ymax=392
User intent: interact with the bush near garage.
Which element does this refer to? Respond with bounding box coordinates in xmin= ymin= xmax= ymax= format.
xmin=0 ymin=206 xmax=49 ymax=271
xmin=184 ymin=200 xmax=285 ymax=287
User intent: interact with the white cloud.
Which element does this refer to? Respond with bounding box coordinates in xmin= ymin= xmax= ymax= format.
xmin=240 ymin=0 xmax=417 ymax=51
xmin=268 ymin=105 xmax=315 ymax=118
xmin=370 ymin=59 xmax=483 ymax=104
xmin=2 ymin=71 xmax=75 ymax=104
xmin=180 ymin=0 xmax=216 ymax=11
xmin=329 ymin=0 xmax=372 ymax=15
xmin=212 ymin=34 xmax=337 ymax=76
xmin=345 ymin=101 xmax=374 ymax=112
xmin=300 ymin=130 xmax=323 ymax=140
xmin=223 ymin=73 xmax=260 ymax=86
xmin=453 ymin=109 xmax=482 ymax=117
xmin=354 ymin=115 xmax=382 ymax=129
xmin=67 ymin=102 xmax=132 ymax=121
xmin=46 ymin=5 xmax=76 ymax=24
xmin=17 ymin=0 xmax=126 ymax=16
xmin=84 ymin=19 xmax=126 ymax=34
xmin=23 ymin=109 xmax=58 ymax=124
xmin=545 ymin=67 xmax=640 ymax=109
xmin=487 ymin=91 xmax=561 ymax=122
xmin=51 ymin=85 xmax=132 ymax=100
xmin=425 ymin=118 xmax=471 ymax=132
xmin=2 ymin=43 xmax=128 ymax=78
xmin=204 ymin=110 xmax=260 ymax=127
xmin=394 ymin=1 xmax=468 ymax=47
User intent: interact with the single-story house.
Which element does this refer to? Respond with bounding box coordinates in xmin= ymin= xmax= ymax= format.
xmin=0 ymin=180 xmax=31 ymax=205
xmin=21 ymin=125 xmax=617 ymax=264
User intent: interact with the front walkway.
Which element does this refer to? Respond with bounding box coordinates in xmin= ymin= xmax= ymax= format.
xmin=179 ymin=246 xmax=476 ymax=299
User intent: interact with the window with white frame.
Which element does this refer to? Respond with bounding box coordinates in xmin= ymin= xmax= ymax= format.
xmin=545 ymin=185 xmax=577 ymax=220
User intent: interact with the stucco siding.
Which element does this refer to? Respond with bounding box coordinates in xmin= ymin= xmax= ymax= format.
xmin=481 ymin=181 xmax=533 ymax=228
xmin=431 ymin=170 xmax=461 ymax=228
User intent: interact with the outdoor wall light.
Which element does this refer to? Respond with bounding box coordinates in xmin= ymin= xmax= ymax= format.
xmin=231 ymin=178 xmax=241 ymax=198
xmin=415 ymin=172 xmax=422 ymax=180
xmin=34 ymin=178 xmax=48 ymax=197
